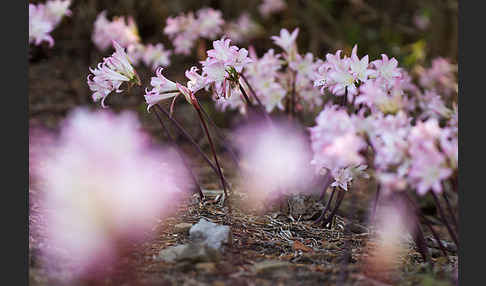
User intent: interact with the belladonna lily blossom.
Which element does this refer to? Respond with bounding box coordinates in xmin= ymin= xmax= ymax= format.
xmin=142 ymin=43 xmax=172 ymax=70
xmin=87 ymin=41 xmax=140 ymax=108
xmin=143 ymin=67 xmax=205 ymax=111
xmin=36 ymin=108 xmax=190 ymax=281
xmin=202 ymin=38 xmax=252 ymax=98
xmin=144 ymin=67 xmax=179 ymax=111
xmin=350 ymin=45 xmax=376 ymax=82
xmin=309 ymin=104 xmax=367 ymax=190
xmin=371 ymin=54 xmax=402 ymax=84
xmin=407 ymin=119 xmax=452 ymax=195
xmin=271 ymin=28 xmax=299 ymax=61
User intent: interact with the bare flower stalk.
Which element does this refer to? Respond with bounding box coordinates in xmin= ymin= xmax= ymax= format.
xmin=371 ymin=185 xmax=381 ymax=224
xmin=194 ymin=96 xmax=241 ymax=169
xmin=441 ymin=189 xmax=458 ymax=230
xmin=190 ymin=98 xmax=230 ymax=208
xmin=403 ymin=192 xmax=432 ymax=263
xmin=421 ymin=215 xmax=449 ymax=258
xmin=314 ymin=187 xmax=336 ymax=224
xmin=431 ymin=192 xmax=459 ymax=247
xmin=337 ymin=189 xmax=357 ymax=285
xmin=154 ymin=104 xmax=231 ymax=189
xmin=239 ymin=73 xmax=265 ymax=107
xmin=238 ymin=76 xmax=273 ymax=123
xmin=152 ymin=108 xmax=204 ymax=200
xmin=322 ymin=191 xmax=345 ymax=229
xmin=318 ymin=170 xmax=333 ymax=201
xmin=290 ymin=69 xmax=297 ymax=118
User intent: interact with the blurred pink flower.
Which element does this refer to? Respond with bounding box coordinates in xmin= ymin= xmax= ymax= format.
xmin=413 ymin=13 xmax=430 ymax=30
xmin=87 ymin=41 xmax=139 ymax=107
xmin=365 ymin=195 xmax=416 ymax=279
xmin=142 ymin=43 xmax=172 ymax=70
xmin=164 ymin=8 xmax=225 ymax=55
xmin=29 ymin=4 xmax=55 ymax=47
xmin=37 ymin=108 xmax=190 ymax=280
xmin=259 ymin=0 xmax=287 ymax=17
xmin=309 ymin=104 xmax=366 ymax=176
xmin=224 ymin=13 xmax=263 ymax=43
xmin=44 ymin=0 xmax=71 ymax=26
xmin=418 ymin=57 xmax=457 ymax=97
xmin=196 ymin=8 xmax=225 ymax=39
xmin=233 ymin=119 xmax=314 ymax=207
xmin=92 ymin=11 xmax=141 ymax=52
xmin=408 ymin=119 xmax=452 ymax=195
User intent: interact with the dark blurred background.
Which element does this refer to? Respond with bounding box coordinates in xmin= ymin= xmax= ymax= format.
xmin=29 ymin=0 xmax=458 ymax=132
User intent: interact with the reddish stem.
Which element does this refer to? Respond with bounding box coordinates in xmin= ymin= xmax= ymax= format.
xmin=155 ymin=104 xmax=231 ymax=189
xmin=431 ymin=192 xmax=459 ymax=247
xmin=152 ymin=108 xmax=204 ymax=200
xmin=192 ymin=101 xmax=230 ymax=209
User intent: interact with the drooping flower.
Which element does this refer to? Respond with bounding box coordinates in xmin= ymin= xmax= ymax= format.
xmin=144 ymin=67 xmax=202 ymax=111
xmin=185 ymin=66 xmax=208 ymax=93
xmin=87 ymin=41 xmax=140 ymax=107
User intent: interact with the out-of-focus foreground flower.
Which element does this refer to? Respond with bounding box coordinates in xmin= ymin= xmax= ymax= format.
xmin=232 ymin=119 xmax=314 ymax=211
xmin=363 ymin=194 xmax=416 ymax=282
xmin=31 ymin=108 xmax=191 ymax=281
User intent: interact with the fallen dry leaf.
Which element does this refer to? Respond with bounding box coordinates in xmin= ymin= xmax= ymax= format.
xmin=293 ymin=240 xmax=313 ymax=252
